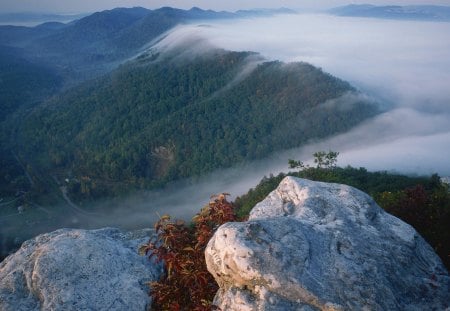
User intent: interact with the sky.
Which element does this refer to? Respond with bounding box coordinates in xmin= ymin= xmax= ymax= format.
xmin=1 ymin=0 xmax=450 ymax=13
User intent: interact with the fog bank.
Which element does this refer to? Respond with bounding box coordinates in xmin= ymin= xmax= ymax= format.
xmin=93 ymin=13 xmax=450 ymax=227
xmin=152 ymin=14 xmax=450 ymax=174
xmin=4 ymin=11 xmax=450 ymax=260
xmin=21 ymin=14 xmax=450 ymax=232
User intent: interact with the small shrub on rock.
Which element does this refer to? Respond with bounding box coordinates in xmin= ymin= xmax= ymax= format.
xmin=141 ymin=194 xmax=237 ymax=310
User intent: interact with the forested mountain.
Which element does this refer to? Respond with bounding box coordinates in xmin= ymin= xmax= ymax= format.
xmin=17 ymin=48 xmax=378 ymax=199
xmin=0 ymin=24 xmax=64 ymax=47
xmin=0 ymin=7 xmax=295 ymax=83
xmin=0 ymin=7 xmax=302 ymax=199
xmin=0 ymin=6 xmax=373 ymax=202
xmin=0 ymin=7 xmax=226 ymax=83
xmin=0 ymin=45 xmax=61 ymax=119
xmin=0 ymin=45 xmax=61 ymax=195
xmin=0 ymin=7 xmax=251 ymax=122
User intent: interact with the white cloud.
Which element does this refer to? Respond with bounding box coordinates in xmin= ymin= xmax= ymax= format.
xmin=100 ymin=14 xmax=450 ymax=226
xmin=151 ymin=14 xmax=450 ymax=178
xmin=50 ymin=13 xmax=450 ymax=228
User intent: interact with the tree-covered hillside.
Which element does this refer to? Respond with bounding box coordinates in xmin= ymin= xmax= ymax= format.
xmin=17 ymin=49 xmax=378 ymax=199
xmin=0 ymin=45 xmax=61 ymax=120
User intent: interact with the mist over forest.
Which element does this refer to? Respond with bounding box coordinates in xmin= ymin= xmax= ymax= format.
xmin=1 ymin=6 xmax=450 ymax=259
xmin=46 ymin=12 xmax=450 ymax=228
xmin=115 ymin=12 xmax=450 ymax=226
xmin=156 ymin=14 xmax=450 ymax=176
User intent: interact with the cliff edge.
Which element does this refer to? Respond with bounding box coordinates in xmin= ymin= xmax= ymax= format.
xmin=0 ymin=228 xmax=161 ymax=311
xmin=205 ymin=176 xmax=449 ymax=310
xmin=1 ymin=177 xmax=448 ymax=310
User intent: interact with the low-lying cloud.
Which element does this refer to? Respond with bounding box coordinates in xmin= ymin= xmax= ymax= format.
xmin=10 ymin=13 xmax=450 ymax=238
xmin=151 ymin=13 xmax=450 ymax=176
xmin=98 ymin=13 xmax=450 ymax=227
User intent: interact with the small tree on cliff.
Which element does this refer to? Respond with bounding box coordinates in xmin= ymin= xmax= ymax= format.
xmin=289 ymin=150 xmax=339 ymax=170
xmin=288 ymin=150 xmax=339 ymax=180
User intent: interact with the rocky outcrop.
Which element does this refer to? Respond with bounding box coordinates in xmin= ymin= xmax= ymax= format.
xmin=0 ymin=228 xmax=161 ymax=311
xmin=206 ymin=176 xmax=450 ymax=310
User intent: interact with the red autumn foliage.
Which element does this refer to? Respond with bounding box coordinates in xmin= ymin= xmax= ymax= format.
xmin=141 ymin=193 xmax=237 ymax=311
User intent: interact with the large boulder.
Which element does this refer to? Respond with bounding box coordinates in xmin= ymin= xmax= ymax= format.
xmin=0 ymin=228 xmax=161 ymax=311
xmin=206 ymin=176 xmax=450 ymax=310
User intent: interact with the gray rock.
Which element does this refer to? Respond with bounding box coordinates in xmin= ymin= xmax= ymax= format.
xmin=0 ymin=228 xmax=161 ymax=311
xmin=206 ymin=176 xmax=450 ymax=310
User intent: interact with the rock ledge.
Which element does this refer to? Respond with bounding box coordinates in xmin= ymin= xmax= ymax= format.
xmin=0 ymin=227 xmax=161 ymax=311
xmin=206 ymin=177 xmax=450 ymax=310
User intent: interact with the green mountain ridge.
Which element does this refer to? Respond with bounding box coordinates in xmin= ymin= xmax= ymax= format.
xmin=17 ymin=48 xmax=378 ymax=200
xmin=0 ymin=7 xmax=378 ymax=203
xmin=0 ymin=7 xmax=296 ymax=83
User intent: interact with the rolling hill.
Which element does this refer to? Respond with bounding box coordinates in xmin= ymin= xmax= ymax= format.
xmin=0 ymin=6 xmax=379 ymax=202
xmin=0 ymin=45 xmax=61 ymax=119
xmin=0 ymin=7 xmax=296 ymax=83
xmin=17 ymin=47 xmax=379 ymax=199
xmin=0 ymin=7 xmax=303 ymax=200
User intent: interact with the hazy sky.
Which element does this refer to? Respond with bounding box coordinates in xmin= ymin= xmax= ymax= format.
xmin=1 ymin=0 xmax=450 ymax=13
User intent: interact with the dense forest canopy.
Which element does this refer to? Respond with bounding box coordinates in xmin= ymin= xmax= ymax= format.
xmin=16 ymin=48 xmax=378 ymax=200
xmin=0 ymin=6 xmax=380 ymax=202
xmin=0 ymin=45 xmax=61 ymax=120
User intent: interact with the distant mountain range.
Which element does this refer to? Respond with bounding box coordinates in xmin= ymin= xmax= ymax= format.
xmin=0 ymin=7 xmax=296 ymax=82
xmin=329 ymin=4 xmax=450 ymax=21
xmin=0 ymin=6 xmax=297 ymax=118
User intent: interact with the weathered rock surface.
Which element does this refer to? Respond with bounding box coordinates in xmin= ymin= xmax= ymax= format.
xmin=0 ymin=228 xmax=161 ymax=311
xmin=206 ymin=176 xmax=450 ymax=310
